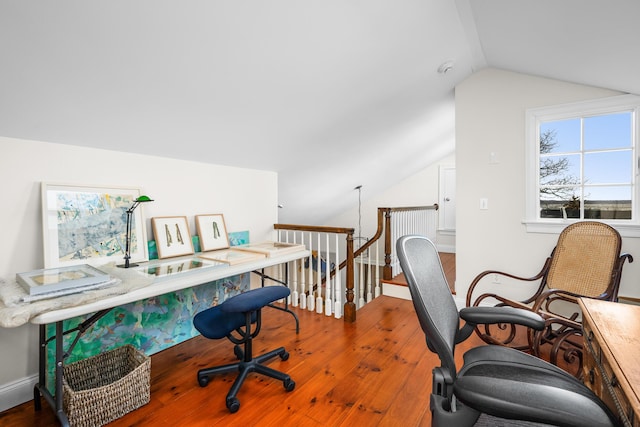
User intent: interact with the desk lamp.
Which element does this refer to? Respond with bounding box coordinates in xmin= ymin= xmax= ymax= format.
xmin=118 ymin=195 xmax=153 ymax=268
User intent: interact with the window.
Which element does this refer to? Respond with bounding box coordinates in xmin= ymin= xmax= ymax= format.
xmin=525 ymin=95 xmax=640 ymax=236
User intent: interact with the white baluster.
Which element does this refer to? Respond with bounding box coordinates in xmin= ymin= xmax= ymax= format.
xmin=291 ymin=232 xmax=299 ymax=307
xmin=366 ymin=246 xmax=372 ymax=303
xmin=308 ymin=234 xmax=315 ymax=311
xmin=316 ymin=233 xmax=323 ymax=314
xmin=278 ymin=230 xmax=286 ymax=302
xmin=299 ymin=232 xmax=307 ymax=310
xmin=374 ymin=241 xmax=381 ymax=298
xmin=358 ymin=251 xmax=365 ymax=308
xmin=325 ymin=234 xmax=332 ymax=316
xmin=334 ymin=234 xmax=342 ymax=319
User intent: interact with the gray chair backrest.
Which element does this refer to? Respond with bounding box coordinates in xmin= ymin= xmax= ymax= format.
xmin=396 ymin=235 xmax=459 ymax=377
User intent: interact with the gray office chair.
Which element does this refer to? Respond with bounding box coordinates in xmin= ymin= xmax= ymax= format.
xmin=396 ymin=235 xmax=620 ymax=427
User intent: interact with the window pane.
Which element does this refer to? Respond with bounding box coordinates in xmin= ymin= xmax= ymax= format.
xmin=584 ymin=112 xmax=632 ymax=150
xmin=540 ymin=190 xmax=581 ymax=219
xmin=584 ymin=151 xmax=632 ymax=184
xmin=539 ymin=153 xmax=580 ymax=185
xmin=584 ymin=186 xmax=632 ymax=219
xmin=540 ymin=119 xmax=580 ymax=153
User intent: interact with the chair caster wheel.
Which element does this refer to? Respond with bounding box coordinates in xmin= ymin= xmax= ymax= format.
xmin=280 ymin=351 xmax=289 ymax=361
xmin=283 ymin=378 xmax=295 ymax=392
xmin=198 ymin=375 xmax=209 ymax=387
xmin=234 ymin=345 xmax=243 ymax=360
xmin=227 ymin=397 xmax=240 ymax=413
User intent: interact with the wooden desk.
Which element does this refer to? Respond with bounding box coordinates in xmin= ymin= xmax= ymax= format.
xmin=580 ymin=298 xmax=640 ymax=426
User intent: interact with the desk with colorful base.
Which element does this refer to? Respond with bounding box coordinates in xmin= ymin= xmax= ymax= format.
xmin=28 ymin=249 xmax=309 ymax=427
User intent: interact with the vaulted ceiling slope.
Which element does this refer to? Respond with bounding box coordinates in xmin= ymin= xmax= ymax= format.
xmin=1 ymin=1 xmax=639 ymax=225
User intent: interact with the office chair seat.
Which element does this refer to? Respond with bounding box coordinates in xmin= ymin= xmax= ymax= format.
xmin=193 ymin=286 xmax=295 ymax=413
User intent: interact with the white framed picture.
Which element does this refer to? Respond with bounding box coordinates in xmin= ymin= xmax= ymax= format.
xmin=151 ymin=216 xmax=194 ymax=259
xmin=41 ymin=182 xmax=149 ymax=268
xmin=16 ymin=264 xmax=111 ymax=296
xmin=199 ymin=248 xmax=265 ymax=265
xmin=195 ymin=214 xmax=230 ymax=252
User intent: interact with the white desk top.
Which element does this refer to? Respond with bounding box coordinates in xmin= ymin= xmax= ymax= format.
xmin=24 ymin=250 xmax=308 ymax=325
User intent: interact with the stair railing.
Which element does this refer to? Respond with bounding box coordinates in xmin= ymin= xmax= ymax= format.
xmin=274 ymin=204 xmax=438 ymax=323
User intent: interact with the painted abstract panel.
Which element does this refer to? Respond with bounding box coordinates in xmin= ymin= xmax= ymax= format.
xmin=46 ymin=273 xmax=249 ymax=393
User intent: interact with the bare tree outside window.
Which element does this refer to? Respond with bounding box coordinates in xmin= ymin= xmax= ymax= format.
xmin=539 ymin=129 xmax=579 ymax=202
xmin=539 ymin=129 xmax=582 ymax=218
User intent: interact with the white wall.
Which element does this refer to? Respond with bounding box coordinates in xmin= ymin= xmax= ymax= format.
xmin=0 ymin=136 xmax=278 ymax=409
xmin=455 ymin=68 xmax=640 ymax=302
xmin=326 ymin=153 xmax=456 ymax=251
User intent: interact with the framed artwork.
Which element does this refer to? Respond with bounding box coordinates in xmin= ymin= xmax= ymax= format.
xmin=195 ymin=214 xmax=229 ymax=251
xmin=133 ymin=257 xmax=223 ymax=279
xmin=234 ymin=241 xmax=306 ymax=257
xmin=42 ymin=183 xmax=149 ymax=268
xmin=152 ymin=216 xmax=194 ymax=259
xmin=199 ymin=249 xmax=265 ymax=265
xmin=16 ymin=264 xmax=111 ymax=296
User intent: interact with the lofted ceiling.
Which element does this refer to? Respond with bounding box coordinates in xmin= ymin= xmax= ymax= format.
xmin=1 ymin=1 xmax=639 ymax=225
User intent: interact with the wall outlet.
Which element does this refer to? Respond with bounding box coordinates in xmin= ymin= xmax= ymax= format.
xmin=480 ymin=198 xmax=489 ymax=210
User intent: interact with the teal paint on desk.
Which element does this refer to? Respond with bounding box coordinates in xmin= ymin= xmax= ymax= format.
xmin=45 ymin=274 xmax=248 ymax=393
xmin=44 ymin=230 xmax=253 ymax=393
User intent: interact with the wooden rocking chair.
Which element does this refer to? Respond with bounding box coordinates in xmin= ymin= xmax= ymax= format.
xmin=466 ymin=221 xmax=632 ymax=377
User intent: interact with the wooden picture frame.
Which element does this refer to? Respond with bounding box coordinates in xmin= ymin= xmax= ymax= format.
xmin=199 ymin=248 xmax=266 ymax=265
xmin=41 ymin=183 xmax=149 ymax=268
xmin=151 ymin=216 xmax=194 ymax=259
xmin=195 ymin=214 xmax=230 ymax=252
xmin=234 ymin=241 xmax=306 ymax=257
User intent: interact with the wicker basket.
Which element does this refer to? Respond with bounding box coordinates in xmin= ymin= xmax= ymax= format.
xmin=63 ymin=344 xmax=151 ymax=427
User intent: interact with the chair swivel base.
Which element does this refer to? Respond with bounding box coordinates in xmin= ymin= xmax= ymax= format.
xmin=197 ymin=346 xmax=295 ymax=413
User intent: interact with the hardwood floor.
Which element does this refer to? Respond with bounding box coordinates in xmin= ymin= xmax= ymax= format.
xmin=0 ymin=293 xmax=483 ymax=427
xmin=384 ymin=252 xmax=456 ymax=294
xmin=0 ymin=254 xmax=462 ymax=426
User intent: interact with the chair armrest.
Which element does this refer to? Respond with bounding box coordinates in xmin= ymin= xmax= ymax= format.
xmin=465 ymin=258 xmax=551 ymax=307
xmin=459 ymin=306 xmax=545 ymax=330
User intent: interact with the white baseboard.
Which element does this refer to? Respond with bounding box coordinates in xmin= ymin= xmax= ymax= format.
xmin=381 ymin=282 xmax=411 ymax=300
xmin=0 ymin=374 xmax=38 ymax=412
xmin=381 ymin=283 xmax=467 ymax=310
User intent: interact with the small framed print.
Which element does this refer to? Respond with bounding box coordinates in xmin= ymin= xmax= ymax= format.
xmin=195 ymin=214 xmax=230 ymax=251
xmin=151 ymin=216 xmax=194 ymax=259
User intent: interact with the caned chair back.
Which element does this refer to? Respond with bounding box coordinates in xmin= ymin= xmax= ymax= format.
xmin=546 ymin=221 xmax=621 ymax=297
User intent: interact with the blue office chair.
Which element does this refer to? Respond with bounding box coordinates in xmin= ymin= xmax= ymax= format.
xmin=193 ymin=286 xmax=295 ymax=413
xmin=396 ymin=235 xmax=620 ymax=427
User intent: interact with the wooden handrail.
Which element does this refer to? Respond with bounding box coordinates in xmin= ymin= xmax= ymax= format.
xmin=380 ymin=204 xmax=439 ymax=212
xmin=275 ymin=224 xmax=354 ymax=234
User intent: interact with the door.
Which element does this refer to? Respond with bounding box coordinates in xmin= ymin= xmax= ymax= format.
xmin=439 ymin=166 xmax=456 ymax=231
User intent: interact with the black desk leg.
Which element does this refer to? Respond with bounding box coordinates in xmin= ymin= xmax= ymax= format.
xmin=33 ymin=321 xmax=70 ymax=427
xmin=257 ymin=265 xmax=300 ymax=334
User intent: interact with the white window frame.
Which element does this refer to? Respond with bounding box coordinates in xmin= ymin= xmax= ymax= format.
xmin=524 ymin=94 xmax=640 ymax=237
